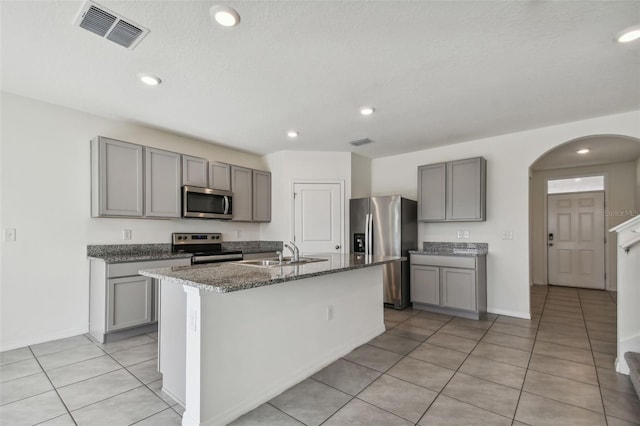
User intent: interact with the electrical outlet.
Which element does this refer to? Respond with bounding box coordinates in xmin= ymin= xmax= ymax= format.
xmin=236 ymin=230 xmax=241 ymax=238
xmin=3 ymin=228 xmax=16 ymax=242
xmin=463 ymin=231 xmax=470 ymax=239
xmin=456 ymin=231 xmax=463 ymax=239
xmin=327 ymin=305 xmax=334 ymax=321
xmin=501 ymin=231 xmax=514 ymax=240
xmin=122 ymin=229 xmax=132 ymax=240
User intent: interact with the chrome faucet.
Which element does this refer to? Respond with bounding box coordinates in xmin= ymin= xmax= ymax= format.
xmin=276 ymin=250 xmax=283 ymax=264
xmin=284 ymin=241 xmax=300 ymax=262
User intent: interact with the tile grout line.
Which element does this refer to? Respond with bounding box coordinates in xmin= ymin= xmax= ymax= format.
xmin=27 ymin=346 xmax=79 ymax=426
xmin=578 ymin=288 xmax=610 ymax=426
xmin=510 ymin=285 xmax=548 ymax=425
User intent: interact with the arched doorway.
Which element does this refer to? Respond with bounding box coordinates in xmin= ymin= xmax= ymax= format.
xmin=529 ymin=135 xmax=640 ymax=291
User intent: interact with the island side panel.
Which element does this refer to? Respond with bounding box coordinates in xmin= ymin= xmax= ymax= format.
xmin=182 ymin=265 xmax=384 ymax=426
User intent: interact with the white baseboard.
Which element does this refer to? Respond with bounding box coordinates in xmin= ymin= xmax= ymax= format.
xmin=188 ymin=325 xmax=385 ymax=426
xmin=488 ymin=308 xmax=531 ymax=320
xmin=0 ymin=326 xmax=89 ymax=352
xmin=616 ymin=332 xmax=640 ymax=375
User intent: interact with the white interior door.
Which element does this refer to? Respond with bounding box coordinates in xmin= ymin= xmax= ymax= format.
xmin=293 ymin=182 xmax=343 ymax=255
xmin=547 ymin=192 xmax=605 ymax=289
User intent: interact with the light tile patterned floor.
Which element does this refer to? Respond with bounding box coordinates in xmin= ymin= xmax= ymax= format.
xmin=1 ymin=286 xmax=639 ymax=425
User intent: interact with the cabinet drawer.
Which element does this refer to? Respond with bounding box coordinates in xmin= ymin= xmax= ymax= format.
xmin=107 ymin=258 xmax=191 ymax=278
xmin=410 ymin=254 xmax=475 ymax=269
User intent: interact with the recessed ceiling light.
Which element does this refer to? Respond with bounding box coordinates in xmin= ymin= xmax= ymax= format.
xmin=617 ymin=25 xmax=640 ymax=43
xmin=576 ymin=148 xmax=590 ymax=154
xmin=359 ymin=106 xmax=375 ymax=116
xmin=137 ymin=73 xmax=161 ymax=86
xmin=287 ymin=130 xmax=299 ymax=138
xmin=210 ymin=5 xmax=240 ymax=27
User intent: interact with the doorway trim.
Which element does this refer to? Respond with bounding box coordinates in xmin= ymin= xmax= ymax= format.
xmin=542 ymin=171 xmax=610 ymax=289
xmin=290 ymin=179 xmax=346 ymax=254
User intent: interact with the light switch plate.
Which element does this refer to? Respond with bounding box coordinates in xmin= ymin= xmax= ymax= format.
xmin=501 ymin=231 xmax=514 ymax=240
xmin=3 ymin=228 xmax=16 ymax=242
xmin=123 ymin=229 xmax=132 ymax=240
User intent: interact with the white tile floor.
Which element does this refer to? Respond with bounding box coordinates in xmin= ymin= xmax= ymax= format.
xmin=1 ymin=286 xmax=639 ymax=425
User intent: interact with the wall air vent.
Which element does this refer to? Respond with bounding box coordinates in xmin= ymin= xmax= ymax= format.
xmin=349 ymin=138 xmax=374 ymax=147
xmin=73 ymin=1 xmax=149 ymax=49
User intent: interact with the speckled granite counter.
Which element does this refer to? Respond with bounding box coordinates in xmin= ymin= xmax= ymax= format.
xmin=87 ymin=241 xmax=283 ymax=263
xmin=139 ymin=253 xmax=403 ymax=293
xmin=410 ymin=241 xmax=488 ymax=257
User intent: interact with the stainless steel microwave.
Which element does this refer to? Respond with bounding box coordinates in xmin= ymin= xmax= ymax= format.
xmin=182 ymin=186 xmax=232 ymax=219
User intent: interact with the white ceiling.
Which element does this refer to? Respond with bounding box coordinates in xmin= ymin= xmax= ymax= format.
xmin=531 ymin=135 xmax=640 ymax=171
xmin=1 ymin=1 xmax=639 ymax=159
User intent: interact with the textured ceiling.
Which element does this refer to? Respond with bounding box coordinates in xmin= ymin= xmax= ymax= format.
xmin=1 ymin=1 xmax=639 ymax=158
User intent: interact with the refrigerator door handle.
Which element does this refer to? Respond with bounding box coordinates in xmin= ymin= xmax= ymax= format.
xmin=363 ymin=214 xmax=369 ymax=255
xmin=367 ymin=213 xmax=373 ymax=256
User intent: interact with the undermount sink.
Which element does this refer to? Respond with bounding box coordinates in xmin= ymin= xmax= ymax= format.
xmin=233 ymin=256 xmax=328 ymax=268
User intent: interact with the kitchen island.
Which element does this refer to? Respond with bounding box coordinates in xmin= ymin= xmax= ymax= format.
xmin=139 ymin=253 xmax=403 ymax=426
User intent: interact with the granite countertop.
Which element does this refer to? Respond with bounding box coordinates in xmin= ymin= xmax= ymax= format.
xmin=410 ymin=242 xmax=488 ymax=257
xmin=87 ymin=241 xmax=283 ymax=264
xmin=139 ymin=253 xmax=404 ymax=293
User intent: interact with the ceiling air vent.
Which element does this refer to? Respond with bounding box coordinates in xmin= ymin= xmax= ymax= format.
xmin=349 ymin=138 xmax=374 ymax=147
xmin=73 ymin=1 xmax=149 ymax=49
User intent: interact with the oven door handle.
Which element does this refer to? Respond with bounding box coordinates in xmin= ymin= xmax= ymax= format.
xmin=192 ymin=253 xmax=243 ymax=264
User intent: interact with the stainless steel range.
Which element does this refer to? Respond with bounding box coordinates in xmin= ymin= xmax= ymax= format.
xmin=172 ymin=232 xmax=243 ymax=264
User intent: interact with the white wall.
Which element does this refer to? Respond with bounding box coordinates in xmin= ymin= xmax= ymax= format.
xmin=351 ymin=153 xmax=372 ymax=199
xmin=530 ymin=162 xmax=637 ymax=290
xmin=0 ymin=93 xmax=265 ymax=351
xmin=371 ymin=111 xmax=640 ymax=318
xmin=261 ymin=150 xmax=352 ymax=246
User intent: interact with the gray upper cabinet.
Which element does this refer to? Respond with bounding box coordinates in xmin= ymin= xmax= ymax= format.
xmin=209 ymin=162 xmax=231 ymax=191
xmin=252 ymin=170 xmax=271 ymax=222
xmin=418 ymin=157 xmax=486 ymax=222
xmin=231 ymin=165 xmax=253 ymax=221
xmin=91 ymin=137 xmax=144 ymax=217
xmin=417 ymin=163 xmax=446 ymax=221
xmin=182 ymin=155 xmax=208 ymax=187
xmin=144 ymin=147 xmax=181 ymax=218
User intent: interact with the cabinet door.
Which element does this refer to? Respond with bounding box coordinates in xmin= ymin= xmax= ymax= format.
xmin=209 ymin=162 xmax=231 ymax=191
xmin=441 ymin=268 xmax=476 ymax=311
xmin=182 ymin=155 xmax=208 ymax=187
xmin=411 ymin=265 xmax=440 ymax=305
xmin=446 ymin=157 xmax=486 ymax=221
xmin=418 ymin=163 xmax=446 ymax=221
xmin=92 ymin=137 xmax=143 ymax=217
xmin=252 ymin=170 xmax=271 ymax=222
xmin=144 ymin=148 xmax=181 ymax=218
xmin=231 ymin=165 xmax=253 ymax=221
xmin=107 ymin=276 xmax=153 ymax=332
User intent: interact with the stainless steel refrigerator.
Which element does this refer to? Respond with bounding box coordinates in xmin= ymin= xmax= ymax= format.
xmin=350 ymin=196 xmax=417 ymax=309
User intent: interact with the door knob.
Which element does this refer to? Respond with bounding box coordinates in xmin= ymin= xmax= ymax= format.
xmin=548 ymin=243 xmax=554 ymax=246
xmin=335 ymin=245 xmax=340 ymax=250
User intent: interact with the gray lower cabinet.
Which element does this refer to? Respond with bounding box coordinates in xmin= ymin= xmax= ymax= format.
xmin=182 ymin=155 xmax=208 ymax=187
xmin=209 ymin=162 xmax=231 ymax=191
xmin=418 ymin=157 xmax=486 ymax=222
xmin=145 ymin=148 xmax=181 ymax=218
xmin=410 ymin=254 xmax=486 ymax=320
xmin=89 ymin=257 xmax=190 ymax=343
xmin=91 ymin=137 xmax=144 ymax=217
xmin=107 ymin=275 xmax=153 ymax=332
xmin=252 ymin=170 xmax=272 ymax=222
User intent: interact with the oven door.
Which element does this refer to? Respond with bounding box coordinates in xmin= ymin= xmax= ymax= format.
xmin=182 ymin=186 xmax=232 ymax=219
